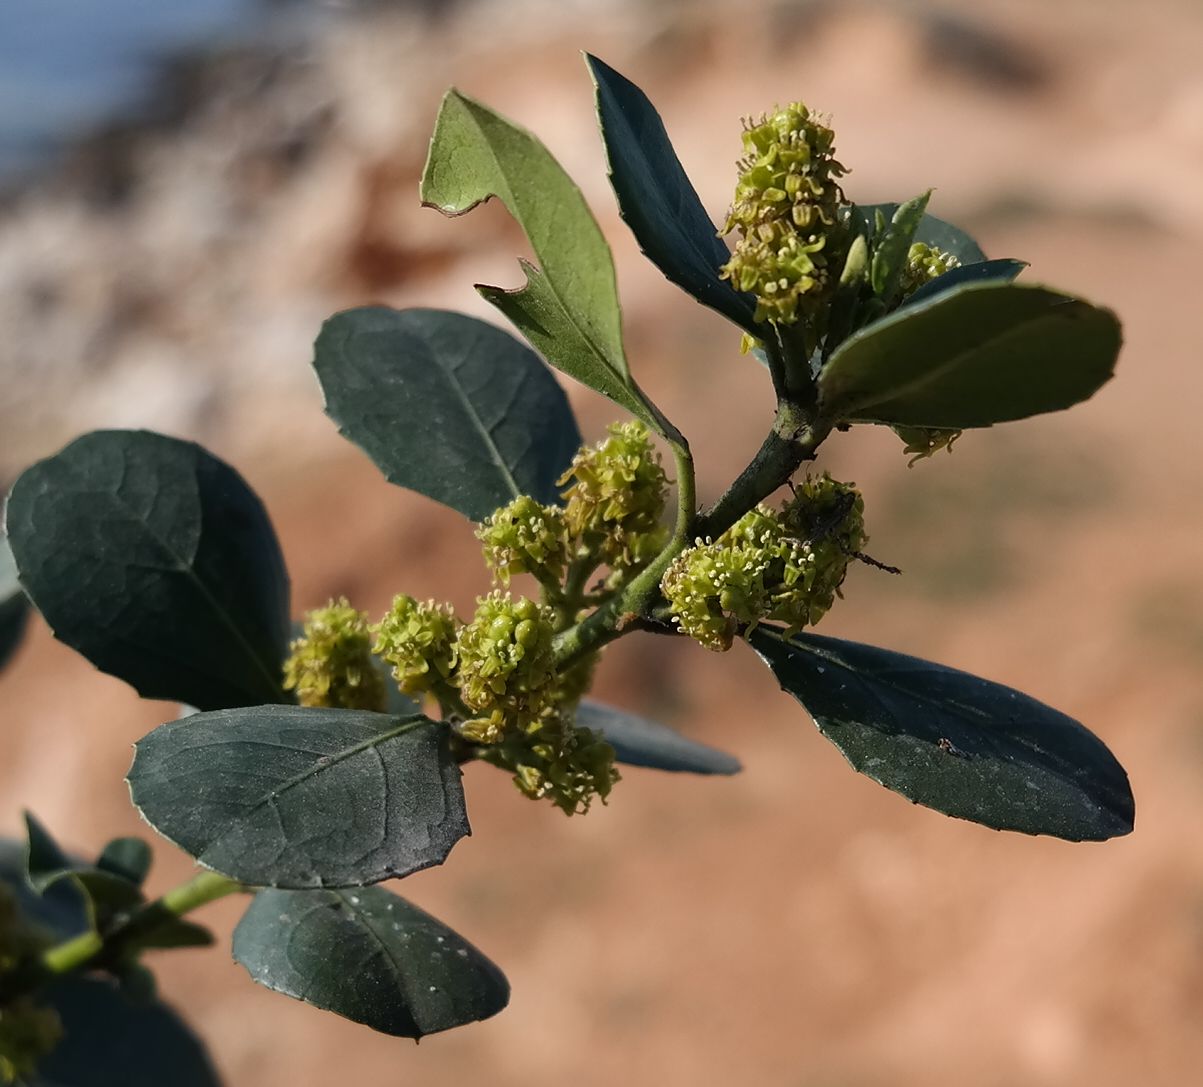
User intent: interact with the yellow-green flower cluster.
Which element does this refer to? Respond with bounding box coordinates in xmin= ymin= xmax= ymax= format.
xmin=559 ymin=421 xmax=668 ymax=570
xmin=898 ymin=241 xmax=960 ymax=297
xmin=476 ymin=495 xmax=569 ymax=587
xmin=283 ymin=598 xmax=386 ymax=711
xmin=0 ymin=998 xmax=61 ymax=1084
xmin=373 ymin=595 xmax=459 ymax=697
xmin=483 ymin=716 xmax=619 ymax=816
xmin=662 ymin=475 xmax=866 ymax=651
xmin=720 ymin=102 xmax=848 ymax=325
xmin=453 ymin=592 xmax=557 ymax=743
xmin=0 ymin=887 xmax=61 ymax=1084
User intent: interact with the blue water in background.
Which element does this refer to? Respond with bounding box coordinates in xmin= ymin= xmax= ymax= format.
xmin=0 ymin=0 xmax=270 ymax=181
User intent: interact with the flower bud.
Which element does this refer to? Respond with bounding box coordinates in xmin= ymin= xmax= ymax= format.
xmin=284 ymin=598 xmax=386 ymax=711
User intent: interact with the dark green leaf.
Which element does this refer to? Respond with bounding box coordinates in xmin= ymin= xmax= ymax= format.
xmin=848 ymin=203 xmax=988 ymax=265
xmin=818 ymin=282 xmax=1120 ymax=428
xmin=420 ymin=89 xmax=682 ymax=445
xmin=576 ymin=700 xmax=741 ymax=775
xmin=901 ymin=258 xmax=1028 ymax=309
xmin=586 ymin=54 xmax=756 ymax=334
xmin=870 ymin=191 xmax=931 ymax=302
xmin=0 ymin=529 xmax=29 ymax=671
xmin=233 ymin=886 xmax=509 ymax=1039
xmin=128 ymin=706 xmax=468 ymax=889
xmin=122 ymin=918 xmax=214 ymax=954
xmin=6 ymin=431 xmax=290 ymax=710
xmin=30 ymin=978 xmax=221 ymax=1087
xmin=25 ymin=814 xmax=143 ymax=930
xmin=749 ymin=627 xmax=1134 ymax=841
xmin=0 ymin=836 xmax=87 ymax=940
xmin=96 ymin=838 xmax=152 ymax=887
xmin=314 ymin=307 xmax=582 ymax=522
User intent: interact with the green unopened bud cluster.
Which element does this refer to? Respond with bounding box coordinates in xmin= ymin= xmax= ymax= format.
xmin=662 ymin=475 xmax=866 ymax=651
xmin=476 ymin=495 xmax=568 ymax=587
xmin=720 ymin=103 xmax=848 ymax=326
xmin=283 ymin=598 xmax=386 ymax=712
xmin=899 ymin=241 xmax=960 ymax=297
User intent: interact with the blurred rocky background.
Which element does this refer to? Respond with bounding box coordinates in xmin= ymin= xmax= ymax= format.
xmin=2 ymin=0 xmax=1203 ymax=1084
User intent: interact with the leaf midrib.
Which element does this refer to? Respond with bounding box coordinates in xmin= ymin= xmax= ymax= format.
xmin=61 ymin=452 xmax=285 ymax=703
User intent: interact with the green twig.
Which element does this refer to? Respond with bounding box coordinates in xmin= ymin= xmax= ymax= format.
xmin=40 ymin=870 xmax=241 ymax=978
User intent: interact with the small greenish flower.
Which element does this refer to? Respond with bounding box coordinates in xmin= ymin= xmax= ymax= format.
xmin=373 ymin=595 xmax=459 ymax=697
xmin=483 ymin=715 xmax=619 ymax=815
xmin=284 ymin=598 xmax=386 ymax=711
xmin=720 ymin=102 xmax=848 ymax=326
xmin=898 ymin=241 xmax=960 ymax=297
xmin=454 ymin=592 xmax=557 ymax=742
xmin=893 ymin=425 xmax=962 ymax=466
xmin=559 ymin=422 xmax=669 ymax=569
xmin=476 ymin=495 xmax=569 ymax=587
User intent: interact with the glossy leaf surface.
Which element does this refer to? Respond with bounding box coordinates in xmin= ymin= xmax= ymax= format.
xmin=818 ymin=282 xmax=1119 ymax=428
xmin=586 ymin=54 xmax=756 ymax=333
xmin=750 ymin=627 xmax=1134 ymax=841
xmin=129 ymin=706 xmax=468 ymax=888
xmin=6 ymin=430 xmax=290 ymax=710
xmin=233 ymin=886 xmax=509 ymax=1039
xmin=577 ymin=700 xmax=741 ymax=775
xmin=421 ymin=90 xmax=680 ymax=443
xmin=314 ymin=307 xmax=581 ymax=521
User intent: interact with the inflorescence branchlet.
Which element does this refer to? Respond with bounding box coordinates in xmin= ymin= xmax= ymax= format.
xmin=720 ymin=103 xmax=848 ymax=328
xmin=662 ymin=474 xmax=867 ymax=652
xmin=0 ymin=887 xmax=62 ymax=1085
xmin=282 ymin=423 xmax=674 ymax=815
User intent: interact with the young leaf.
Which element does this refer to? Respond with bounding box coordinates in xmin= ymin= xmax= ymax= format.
xmin=586 ymin=54 xmax=757 ymax=334
xmin=314 ymin=307 xmax=582 ymax=522
xmin=900 ymin=257 xmax=1028 ymax=309
xmin=870 ymin=191 xmax=932 ymax=303
xmin=749 ymin=627 xmax=1134 ymax=841
xmin=848 ymin=203 xmax=988 ymax=265
xmin=24 ymin=813 xmax=144 ymax=930
xmin=6 ymin=431 xmax=291 ymax=710
xmin=818 ymin=282 xmax=1120 ymax=428
xmin=576 ymin=700 xmax=742 ymax=775
xmin=31 ymin=978 xmax=221 ymax=1087
xmin=233 ymin=887 xmax=509 ymax=1039
xmin=128 ymin=706 xmax=469 ymax=889
xmin=0 ymin=530 xmax=29 ymax=670
xmin=420 ymin=89 xmax=682 ymax=445
xmin=97 ymin=837 xmax=153 ymax=887
xmin=121 ymin=918 xmax=215 ymax=954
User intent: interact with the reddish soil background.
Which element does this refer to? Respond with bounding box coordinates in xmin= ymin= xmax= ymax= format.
xmin=3 ymin=2 xmax=1203 ymax=1084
